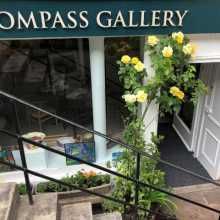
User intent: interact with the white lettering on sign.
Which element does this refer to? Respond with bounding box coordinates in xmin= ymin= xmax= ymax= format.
xmin=163 ymin=10 xmax=175 ymax=26
xmin=140 ymin=10 xmax=150 ymax=27
xmin=67 ymin=11 xmax=78 ymax=29
xmin=18 ymin=11 xmax=39 ymax=29
xmin=0 ymin=9 xmax=188 ymax=30
xmin=96 ymin=11 xmax=112 ymax=28
xmin=96 ymin=10 xmax=188 ymax=28
xmin=128 ymin=11 xmax=139 ymax=27
xmin=0 ymin=11 xmax=15 ymax=29
xmin=151 ymin=10 xmax=161 ymax=26
xmin=176 ymin=10 xmax=188 ymax=26
xmin=79 ymin=11 xmax=89 ymax=28
xmin=40 ymin=11 xmax=52 ymax=29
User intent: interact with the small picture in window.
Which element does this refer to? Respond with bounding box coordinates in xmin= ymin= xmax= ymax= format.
xmin=64 ymin=142 xmax=96 ymax=166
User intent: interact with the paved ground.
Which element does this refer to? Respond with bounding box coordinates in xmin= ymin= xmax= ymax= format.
xmin=174 ymin=183 xmax=220 ymax=220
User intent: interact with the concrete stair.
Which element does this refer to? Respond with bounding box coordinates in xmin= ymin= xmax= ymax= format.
xmin=16 ymin=193 xmax=58 ymax=220
xmin=0 ymin=183 xmax=19 ymax=220
xmin=93 ymin=212 xmax=122 ymax=220
xmin=60 ymin=202 xmax=93 ymax=220
xmin=0 ymin=183 xmax=122 ymax=220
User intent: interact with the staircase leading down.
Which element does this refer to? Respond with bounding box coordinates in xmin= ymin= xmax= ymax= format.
xmin=0 ymin=183 xmax=122 ymax=220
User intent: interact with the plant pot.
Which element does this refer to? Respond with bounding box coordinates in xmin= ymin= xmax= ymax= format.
xmin=58 ymin=183 xmax=112 ymax=205
xmin=35 ymin=182 xmax=111 ymax=204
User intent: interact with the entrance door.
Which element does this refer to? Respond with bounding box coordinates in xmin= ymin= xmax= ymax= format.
xmin=172 ymin=64 xmax=202 ymax=152
xmin=197 ymin=63 xmax=220 ymax=179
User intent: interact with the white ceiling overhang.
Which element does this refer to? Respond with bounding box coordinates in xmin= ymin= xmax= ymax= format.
xmin=189 ymin=34 xmax=220 ymax=63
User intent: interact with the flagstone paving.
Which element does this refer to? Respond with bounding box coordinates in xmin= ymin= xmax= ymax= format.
xmin=174 ymin=183 xmax=220 ymax=220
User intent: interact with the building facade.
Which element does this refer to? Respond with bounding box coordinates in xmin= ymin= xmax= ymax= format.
xmin=0 ymin=0 xmax=220 ymax=181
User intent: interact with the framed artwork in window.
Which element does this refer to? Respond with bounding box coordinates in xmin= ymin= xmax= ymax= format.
xmin=64 ymin=142 xmax=95 ymax=166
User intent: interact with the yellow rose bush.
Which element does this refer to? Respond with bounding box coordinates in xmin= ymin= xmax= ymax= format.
xmin=105 ymin=32 xmax=207 ymax=218
xmin=145 ymin=31 xmax=207 ymax=114
xmin=118 ymin=55 xmax=146 ymax=91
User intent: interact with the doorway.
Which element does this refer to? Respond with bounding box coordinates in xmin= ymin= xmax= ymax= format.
xmin=195 ymin=63 xmax=220 ymax=179
xmin=158 ymin=63 xmax=216 ymax=186
xmin=171 ymin=63 xmax=220 ymax=180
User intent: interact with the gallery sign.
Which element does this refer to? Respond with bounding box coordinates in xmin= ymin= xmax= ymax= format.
xmin=0 ymin=0 xmax=219 ymax=39
xmin=0 ymin=10 xmax=188 ymax=30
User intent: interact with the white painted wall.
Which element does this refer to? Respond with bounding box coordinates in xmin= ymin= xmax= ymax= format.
xmin=143 ymin=39 xmax=159 ymax=143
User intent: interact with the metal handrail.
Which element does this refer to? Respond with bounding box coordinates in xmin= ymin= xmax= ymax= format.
xmin=1 ymin=90 xmax=220 ymax=219
xmin=1 ymin=130 xmax=220 ymax=218
xmin=2 ymin=128 xmax=220 ymax=213
xmin=0 ymin=90 xmax=220 ymax=187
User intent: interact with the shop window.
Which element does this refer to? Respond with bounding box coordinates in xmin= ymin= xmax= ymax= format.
xmin=0 ymin=39 xmax=92 ymax=134
xmin=104 ymin=37 xmax=140 ymax=140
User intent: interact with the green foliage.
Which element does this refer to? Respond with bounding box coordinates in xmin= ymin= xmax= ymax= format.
xmin=18 ymin=183 xmax=27 ymax=195
xmin=103 ymin=32 xmax=207 ymax=219
xmin=145 ymin=34 xmax=207 ymax=116
xmin=35 ymin=172 xmax=110 ymax=193
xmin=104 ymin=66 xmax=170 ymax=217
xmin=18 ymin=172 xmax=110 ymax=194
xmin=118 ymin=60 xmax=147 ymax=91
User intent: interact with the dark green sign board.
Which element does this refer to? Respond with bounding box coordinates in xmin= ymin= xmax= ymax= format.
xmin=0 ymin=0 xmax=219 ymax=39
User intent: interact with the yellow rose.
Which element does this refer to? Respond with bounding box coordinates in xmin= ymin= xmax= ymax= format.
xmin=136 ymin=90 xmax=148 ymax=103
xmin=131 ymin=57 xmax=139 ymax=65
xmin=134 ymin=61 xmax=145 ymax=72
xmin=162 ymin=46 xmax=173 ymax=58
xmin=176 ymin=91 xmax=185 ymax=100
xmin=170 ymin=86 xmax=179 ymax=95
xmin=183 ymin=43 xmax=196 ymax=56
xmin=148 ymin=36 xmax=159 ymax=46
xmin=170 ymin=86 xmax=184 ymax=100
xmin=121 ymin=55 xmax=131 ymax=64
xmin=172 ymin=32 xmax=184 ymax=44
xmin=122 ymin=94 xmax=136 ymax=103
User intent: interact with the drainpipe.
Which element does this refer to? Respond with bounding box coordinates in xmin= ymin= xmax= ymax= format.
xmin=89 ymin=37 xmax=107 ymax=163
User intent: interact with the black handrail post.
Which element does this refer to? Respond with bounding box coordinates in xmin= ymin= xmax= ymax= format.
xmin=17 ymin=137 xmax=33 ymax=205
xmin=134 ymin=152 xmax=141 ymax=219
xmin=12 ymin=100 xmax=21 ymax=134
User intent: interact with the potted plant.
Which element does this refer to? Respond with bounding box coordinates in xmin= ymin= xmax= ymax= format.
xmin=103 ymin=32 xmax=207 ymax=219
xmin=34 ymin=171 xmax=111 ymax=201
xmin=18 ymin=171 xmax=111 ymax=202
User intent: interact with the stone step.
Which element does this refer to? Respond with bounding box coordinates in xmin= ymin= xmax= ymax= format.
xmin=93 ymin=212 xmax=122 ymax=220
xmin=59 ymin=202 xmax=93 ymax=220
xmin=0 ymin=182 xmax=19 ymax=220
xmin=15 ymin=193 xmax=58 ymax=220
